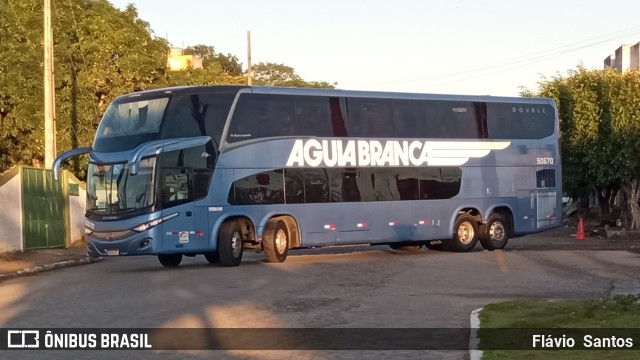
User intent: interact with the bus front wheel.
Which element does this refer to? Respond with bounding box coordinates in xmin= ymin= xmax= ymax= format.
xmin=447 ymin=215 xmax=479 ymax=252
xmin=218 ymin=222 xmax=244 ymax=267
xmin=263 ymin=219 xmax=289 ymax=263
xmin=204 ymin=251 xmax=221 ymax=264
xmin=158 ymin=254 xmax=182 ymax=267
xmin=479 ymin=213 xmax=510 ymax=250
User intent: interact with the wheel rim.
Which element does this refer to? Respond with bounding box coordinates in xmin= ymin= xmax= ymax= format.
xmin=457 ymin=221 xmax=475 ymax=244
xmin=275 ymin=228 xmax=287 ymax=254
xmin=489 ymin=221 xmax=505 ymax=242
xmin=231 ymin=231 xmax=242 ymax=258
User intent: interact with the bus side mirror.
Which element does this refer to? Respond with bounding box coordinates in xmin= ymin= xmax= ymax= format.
xmin=53 ymin=147 xmax=92 ymax=181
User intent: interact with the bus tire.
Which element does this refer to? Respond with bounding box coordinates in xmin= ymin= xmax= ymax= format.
xmin=218 ymin=222 xmax=244 ymax=267
xmin=446 ymin=214 xmax=479 ymax=252
xmin=480 ymin=213 xmax=510 ymax=250
xmin=204 ymin=251 xmax=221 ymax=264
xmin=389 ymin=242 xmax=422 ymax=252
xmin=263 ymin=219 xmax=289 ymax=263
xmin=158 ymin=254 xmax=182 ymax=267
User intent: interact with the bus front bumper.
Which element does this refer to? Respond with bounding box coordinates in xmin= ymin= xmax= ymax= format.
xmin=86 ymin=233 xmax=156 ymax=257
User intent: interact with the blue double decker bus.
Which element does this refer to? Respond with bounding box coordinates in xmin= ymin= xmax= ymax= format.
xmin=54 ymin=85 xmax=562 ymax=267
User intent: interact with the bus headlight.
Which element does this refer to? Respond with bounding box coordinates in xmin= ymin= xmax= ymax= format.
xmin=132 ymin=213 xmax=178 ymax=232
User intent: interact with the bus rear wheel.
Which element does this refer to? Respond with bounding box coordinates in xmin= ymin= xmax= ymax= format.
xmin=446 ymin=214 xmax=479 ymax=252
xmin=263 ymin=219 xmax=289 ymax=263
xmin=218 ymin=222 xmax=244 ymax=267
xmin=480 ymin=213 xmax=510 ymax=250
xmin=158 ymin=254 xmax=182 ymax=267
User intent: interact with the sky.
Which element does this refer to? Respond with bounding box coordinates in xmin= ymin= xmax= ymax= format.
xmin=108 ymin=0 xmax=640 ymax=96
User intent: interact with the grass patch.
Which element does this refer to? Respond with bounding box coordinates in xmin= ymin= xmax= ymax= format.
xmin=478 ymin=291 xmax=640 ymax=360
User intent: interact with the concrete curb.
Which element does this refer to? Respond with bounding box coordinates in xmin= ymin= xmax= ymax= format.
xmin=469 ymin=307 xmax=483 ymax=360
xmin=0 ymin=257 xmax=103 ymax=283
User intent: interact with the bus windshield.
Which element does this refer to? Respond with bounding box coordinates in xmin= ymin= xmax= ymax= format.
xmin=86 ymin=158 xmax=156 ymax=219
xmin=94 ymin=98 xmax=169 ymax=152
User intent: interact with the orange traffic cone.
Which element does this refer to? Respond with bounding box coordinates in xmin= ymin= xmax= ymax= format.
xmin=576 ymin=217 xmax=586 ymax=240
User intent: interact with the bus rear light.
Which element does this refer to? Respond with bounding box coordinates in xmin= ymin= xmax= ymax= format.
xmin=324 ymin=224 xmax=336 ymax=230
xmin=194 ymin=230 xmax=205 ymax=236
xmin=356 ymin=222 xmax=368 ymax=228
xmin=418 ymin=220 xmax=429 ymax=225
xmin=388 ymin=221 xmax=397 ymax=226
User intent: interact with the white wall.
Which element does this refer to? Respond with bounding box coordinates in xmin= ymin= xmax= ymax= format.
xmin=68 ymin=174 xmax=86 ymax=245
xmin=0 ymin=173 xmax=23 ymax=253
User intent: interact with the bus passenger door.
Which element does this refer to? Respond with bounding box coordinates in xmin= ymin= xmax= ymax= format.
xmin=158 ymin=144 xmax=214 ymax=252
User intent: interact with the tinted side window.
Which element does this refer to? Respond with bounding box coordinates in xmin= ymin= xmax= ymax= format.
xmin=438 ymin=102 xmax=478 ymax=138
xmin=347 ymin=98 xmax=394 ymax=137
xmin=227 ymin=94 xmax=340 ymax=143
xmin=159 ymin=145 xmax=214 ymax=208
xmin=200 ymin=93 xmax=236 ymax=144
xmin=487 ymin=103 xmax=555 ymax=139
xmin=229 ymin=167 xmax=461 ymax=204
xmin=284 ymin=169 xmax=305 ymax=204
xmin=227 ymin=94 xmax=291 ymax=143
xmin=162 ymin=95 xmax=203 ymax=138
xmin=284 ymin=169 xmax=330 ymax=204
xmin=418 ymin=167 xmax=461 ymax=199
xmin=371 ymin=168 xmax=401 ymax=201
xmin=304 ymin=168 xmax=330 ymax=203
xmin=327 ymin=169 xmax=363 ymax=202
xmin=393 ymin=100 xmax=439 ymax=138
xmin=396 ymin=169 xmax=420 ymax=200
xmin=164 ymin=93 xmax=236 ymax=143
xmin=229 ymin=170 xmax=284 ymax=205
xmin=536 ymin=169 xmax=556 ymax=188
xmin=295 ymin=97 xmax=334 ymax=138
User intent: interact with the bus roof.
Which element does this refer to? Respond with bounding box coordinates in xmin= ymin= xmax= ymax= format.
xmin=115 ymin=85 xmax=554 ymax=106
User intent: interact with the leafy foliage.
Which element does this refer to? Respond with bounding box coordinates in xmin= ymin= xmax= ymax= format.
xmin=0 ymin=0 xmax=169 ymax=176
xmin=526 ymin=67 xmax=640 ymax=226
xmin=0 ymin=0 xmax=335 ymax=178
xmin=252 ymin=62 xmax=336 ymax=88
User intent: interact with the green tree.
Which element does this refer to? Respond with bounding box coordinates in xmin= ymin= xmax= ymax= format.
xmin=216 ymin=53 xmax=243 ymax=76
xmin=251 ymin=62 xmax=335 ymax=88
xmin=528 ymin=67 xmax=640 ymax=227
xmin=0 ymin=0 xmax=169 ymax=176
xmin=184 ymin=45 xmax=243 ymax=76
xmin=0 ymin=1 xmax=335 ymax=178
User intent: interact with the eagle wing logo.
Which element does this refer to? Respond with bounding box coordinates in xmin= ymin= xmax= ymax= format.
xmin=424 ymin=141 xmax=511 ymax=166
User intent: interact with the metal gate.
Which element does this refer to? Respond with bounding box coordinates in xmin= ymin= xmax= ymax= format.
xmin=22 ymin=168 xmax=67 ymax=249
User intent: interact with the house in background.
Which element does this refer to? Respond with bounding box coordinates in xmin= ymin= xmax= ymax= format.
xmin=167 ymin=48 xmax=203 ymax=71
xmin=604 ymin=42 xmax=640 ymax=72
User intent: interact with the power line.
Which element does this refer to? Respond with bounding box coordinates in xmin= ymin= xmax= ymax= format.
xmin=360 ymin=25 xmax=640 ymax=87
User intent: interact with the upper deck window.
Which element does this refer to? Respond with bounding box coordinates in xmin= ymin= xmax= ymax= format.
xmin=226 ymin=94 xmax=338 ymax=143
xmin=348 ymin=98 xmax=479 ymax=139
xmin=94 ymin=97 xmax=168 ymax=151
xmin=487 ymin=103 xmax=554 ymax=139
xmin=163 ymin=92 xmax=236 ymax=144
xmin=98 ymin=98 xmax=167 ymax=137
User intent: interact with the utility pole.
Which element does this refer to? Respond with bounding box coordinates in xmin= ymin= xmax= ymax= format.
xmin=247 ymin=30 xmax=252 ymax=85
xmin=44 ymin=0 xmax=56 ymax=168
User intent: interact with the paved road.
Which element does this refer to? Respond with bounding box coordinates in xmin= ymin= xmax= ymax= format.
xmin=1 ymin=230 xmax=639 ymax=360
